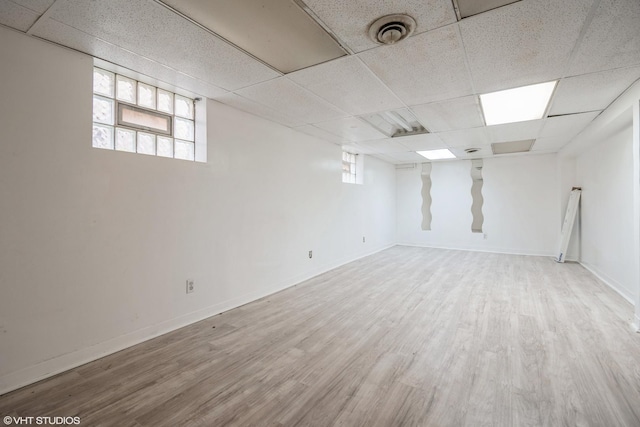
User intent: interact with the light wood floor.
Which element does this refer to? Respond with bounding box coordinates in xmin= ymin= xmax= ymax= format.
xmin=2 ymin=246 xmax=640 ymax=426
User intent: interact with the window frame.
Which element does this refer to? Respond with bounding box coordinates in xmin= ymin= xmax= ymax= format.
xmin=116 ymin=102 xmax=173 ymax=136
xmin=342 ymin=151 xmax=358 ymax=184
xmin=92 ymin=66 xmax=200 ymax=162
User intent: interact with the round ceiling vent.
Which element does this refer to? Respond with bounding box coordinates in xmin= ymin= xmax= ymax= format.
xmin=369 ymin=14 xmax=416 ymax=45
xmin=465 ymin=148 xmax=481 ymax=154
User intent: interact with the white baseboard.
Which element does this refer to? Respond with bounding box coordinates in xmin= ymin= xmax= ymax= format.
xmin=0 ymin=243 xmax=395 ymax=396
xmin=578 ymin=262 xmax=635 ymax=305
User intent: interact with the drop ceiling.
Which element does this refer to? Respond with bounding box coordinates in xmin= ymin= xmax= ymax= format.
xmin=1 ymin=0 xmax=639 ymax=164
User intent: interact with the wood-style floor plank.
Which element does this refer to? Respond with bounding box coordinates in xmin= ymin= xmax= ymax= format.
xmin=1 ymin=246 xmax=640 ymax=426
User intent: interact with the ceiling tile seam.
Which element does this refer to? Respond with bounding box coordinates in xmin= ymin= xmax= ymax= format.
xmin=537 ymin=111 xmax=600 ymax=143
xmin=304 ymin=123 xmax=347 ymax=140
xmin=547 ymin=109 xmax=603 ymax=118
xmin=284 ymin=58 xmax=406 ymax=117
xmin=29 ymin=20 xmax=229 ymax=96
xmin=226 ymin=75 xmax=289 ymax=94
xmin=397 ymin=135 xmax=445 ymax=151
xmin=555 ymin=0 xmax=603 ymax=81
xmin=151 ymin=0 xmax=284 ymax=77
xmin=25 ymin=0 xmax=61 ymax=35
xmin=283 ymin=76 xmax=353 ymax=122
xmin=454 ymin=24 xmax=488 ymax=130
xmin=348 ymin=56 xmax=407 ymax=111
xmin=592 ymin=75 xmax=640 ymax=119
xmin=222 ymin=91 xmax=306 ymax=126
xmin=291 ymin=0 xmax=354 ymax=55
xmin=351 ymin=56 xmax=432 ymax=132
xmin=217 ymin=99 xmax=299 ymax=129
xmin=451 ymin=0 xmax=462 ymax=21
xmin=6 ymin=0 xmax=46 ymax=16
xmin=405 ymin=105 xmax=435 ymax=134
xmin=453 ymin=21 xmax=481 ymax=100
xmin=223 ymin=89 xmax=308 ymax=124
xmin=561 ymin=63 xmax=640 ymax=80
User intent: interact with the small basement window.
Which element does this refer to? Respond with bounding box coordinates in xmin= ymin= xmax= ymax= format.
xmin=342 ymin=151 xmax=357 ymax=184
xmin=92 ymin=67 xmax=204 ymax=162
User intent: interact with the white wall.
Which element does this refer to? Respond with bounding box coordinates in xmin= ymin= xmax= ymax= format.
xmin=0 ymin=27 xmax=396 ymax=394
xmin=574 ymin=121 xmax=636 ymax=302
xmin=559 ymin=79 xmax=640 ymax=325
xmin=397 ymin=154 xmax=559 ymax=255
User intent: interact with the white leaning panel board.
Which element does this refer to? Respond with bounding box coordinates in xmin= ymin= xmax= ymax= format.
xmin=556 ymin=188 xmax=582 ymax=263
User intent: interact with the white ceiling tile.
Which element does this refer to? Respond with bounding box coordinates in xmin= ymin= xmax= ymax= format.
xmin=530 ymin=136 xmax=568 ymax=152
xmin=342 ymin=143 xmax=380 ymax=155
xmin=0 ymin=1 xmax=39 ymax=31
xmin=396 ymin=133 xmax=446 ymax=151
xmin=568 ymin=0 xmax=640 ymax=76
xmin=368 ymin=153 xmax=397 ymax=164
xmin=313 ymin=117 xmax=386 ymax=142
xmin=459 ymin=0 xmax=594 ymax=93
xmin=161 ymin=0 xmax=346 ymax=74
xmin=293 ymin=124 xmax=347 ymax=144
xmin=540 ymin=111 xmax=600 ymax=140
xmin=301 ymin=0 xmax=456 ymax=53
xmin=10 ymin=0 xmax=55 ymax=14
xmin=213 ymin=93 xmax=304 ymax=128
xmin=386 ymin=151 xmax=428 ymax=163
xmin=411 ymin=96 xmax=484 ymax=132
xmin=485 ymin=120 xmax=544 ymax=143
xmin=436 ymin=127 xmax=491 ymax=148
xmin=448 ymin=146 xmax=492 ymax=159
xmin=550 ymin=66 xmax=640 ymax=115
xmin=235 ymin=78 xmax=347 ymax=124
xmin=287 ymin=56 xmax=404 ymax=116
xmin=359 ymin=25 xmax=473 ymax=105
xmin=32 ymin=18 xmax=228 ymax=99
xmin=357 ymin=139 xmax=410 ymax=153
xmin=42 ymin=0 xmax=280 ymax=91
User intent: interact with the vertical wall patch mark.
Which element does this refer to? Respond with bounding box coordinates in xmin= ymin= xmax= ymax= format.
xmin=471 ymin=159 xmax=484 ymax=233
xmin=421 ymin=163 xmax=433 ymax=231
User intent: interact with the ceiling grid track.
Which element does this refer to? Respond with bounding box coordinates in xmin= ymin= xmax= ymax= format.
xmin=538 ymin=0 xmax=603 ymax=138
xmin=26 ymin=0 xmax=61 ymax=35
xmin=1 ymin=0 xmax=635 ymax=163
xmin=152 ymin=0 xmax=283 ymax=77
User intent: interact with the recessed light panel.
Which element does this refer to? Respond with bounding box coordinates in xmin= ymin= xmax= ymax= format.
xmin=491 ymin=139 xmax=534 ymax=155
xmin=480 ymin=81 xmax=557 ymax=126
xmin=417 ymin=149 xmax=456 ymax=160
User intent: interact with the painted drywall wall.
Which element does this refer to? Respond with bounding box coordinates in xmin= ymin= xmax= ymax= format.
xmin=575 ymin=122 xmax=636 ymax=303
xmin=560 ymin=79 xmax=640 ymax=327
xmin=634 ymin=100 xmax=640 ymax=329
xmin=0 ymin=27 xmax=396 ymax=393
xmin=397 ymin=154 xmax=559 ymax=255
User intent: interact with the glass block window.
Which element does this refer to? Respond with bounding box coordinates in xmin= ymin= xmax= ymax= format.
xmin=92 ymin=67 xmax=197 ymax=161
xmin=342 ymin=151 xmax=357 ymax=184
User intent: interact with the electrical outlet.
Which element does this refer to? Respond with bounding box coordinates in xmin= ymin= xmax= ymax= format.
xmin=363 ymin=236 xmax=366 ymax=243
xmin=308 ymin=250 xmax=313 ymax=259
xmin=186 ymin=279 xmax=195 ymax=294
